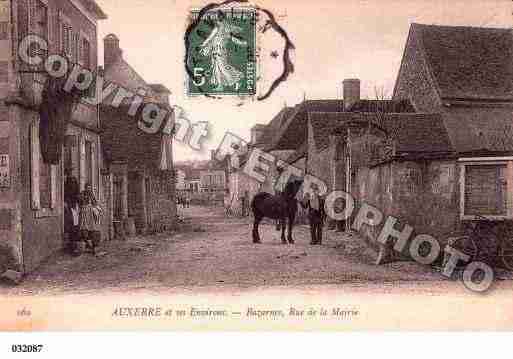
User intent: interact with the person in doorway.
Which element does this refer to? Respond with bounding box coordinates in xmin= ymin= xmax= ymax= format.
xmin=79 ymin=183 xmax=102 ymax=256
xmin=301 ymin=186 xmax=326 ymax=245
xmin=64 ymin=171 xmax=81 ymax=256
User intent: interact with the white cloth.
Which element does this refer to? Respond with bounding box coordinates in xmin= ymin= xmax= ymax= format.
xmin=71 ymin=207 xmax=79 ymax=226
xmin=311 ymin=193 xmax=320 ymax=211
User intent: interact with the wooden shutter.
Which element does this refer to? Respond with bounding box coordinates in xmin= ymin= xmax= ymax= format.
xmin=464 ymin=164 xmax=507 ymax=216
xmin=17 ymin=0 xmax=29 ymax=42
xmin=79 ymin=135 xmax=85 ymax=190
xmin=50 ymin=164 xmax=57 ymax=209
xmin=91 ymin=140 xmax=97 ymax=196
xmin=30 ymin=120 xmax=41 ymax=210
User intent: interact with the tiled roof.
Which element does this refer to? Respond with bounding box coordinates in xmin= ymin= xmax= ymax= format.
xmin=271 ymin=99 xmax=418 ymax=152
xmin=413 ymin=23 xmax=513 ymax=101
xmin=82 ymin=0 xmax=108 ymax=19
xmin=347 ymin=99 xmax=415 ymax=113
xmin=269 ymin=100 xmax=345 ymax=151
xmin=285 ymin=141 xmax=308 ymax=165
xmin=309 ymin=112 xmax=357 ymax=151
xmin=257 ymin=107 xmax=295 ymax=147
xmin=376 ymin=113 xmax=453 ymax=154
xmin=443 ymin=106 xmax=513 ymax=153
xmin=101 ymin=107 xmax=165 ymax=168
xmin=309 ymin=112 xmax=453 ymax=155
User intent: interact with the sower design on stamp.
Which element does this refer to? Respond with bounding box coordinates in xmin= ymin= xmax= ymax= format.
xmin=187 ymin=7 xmax=257 ymax=97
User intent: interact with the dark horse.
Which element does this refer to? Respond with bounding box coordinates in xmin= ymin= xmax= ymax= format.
xmin=251 ymin=180 xmax=303 ymax=244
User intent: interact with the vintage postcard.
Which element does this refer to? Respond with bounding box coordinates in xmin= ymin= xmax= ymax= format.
xmin=2 ymin=0 xmax=513 ymax=340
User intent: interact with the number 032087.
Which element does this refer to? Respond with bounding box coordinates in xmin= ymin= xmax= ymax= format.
xmin=11 ymin=345 xmax=44 ymax=353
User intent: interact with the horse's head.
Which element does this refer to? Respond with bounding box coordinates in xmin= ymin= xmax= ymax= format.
xmin=284 ymin=179 xmax=304 ymax=198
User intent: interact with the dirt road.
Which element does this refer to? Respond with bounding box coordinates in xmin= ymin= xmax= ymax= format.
xmin=1 ymin=206 xmax=511 ymax=296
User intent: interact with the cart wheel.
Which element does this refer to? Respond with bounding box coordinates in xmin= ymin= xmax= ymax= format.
xmin=475 ymin=232 xmax=499 ymax=266
xmin=447 ymin=236 xmax=478 ymax=267
xmin=500 ymin=241 xmax=513 ymax=271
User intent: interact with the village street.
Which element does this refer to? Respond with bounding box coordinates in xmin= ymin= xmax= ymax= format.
xmin=1 ymin=205 xmax=513 ymax=297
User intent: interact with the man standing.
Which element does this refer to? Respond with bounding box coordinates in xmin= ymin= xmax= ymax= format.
xmin=301 ymin=187 xmax=326 ymax=245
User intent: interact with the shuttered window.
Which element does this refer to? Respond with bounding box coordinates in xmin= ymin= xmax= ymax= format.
xmin=60 ymin=22 xmax=72 ymax=57
xmin=78 ymin=35 xmax=91 ymax=68
xmin=464 ymin=164 xmax=507 ymax=216
xmin=30 ymin=119 xmax=58 ymax=214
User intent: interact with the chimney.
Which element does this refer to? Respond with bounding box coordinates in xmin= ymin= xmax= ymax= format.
xmin=250 ymin=124 xmax=266 ymax=145
xmin=104 ymin=34 xmax=122 ymax=67
xmin=343 ymin=79 xmax=361 ymax=111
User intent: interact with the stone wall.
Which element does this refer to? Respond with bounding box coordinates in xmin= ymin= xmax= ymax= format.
xmin=393 ymin=26 xmax=442 ymax=113
xmin=148 ymin=170 xmax=176 ymax=232
xmin=354 ymin=159 xmax=461 ymax=262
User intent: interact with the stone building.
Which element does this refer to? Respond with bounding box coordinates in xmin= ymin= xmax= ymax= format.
xmin=317 ymin=24 xmax=513 ymax=264
xmin=100 ymin=34 xmax=176 ymax=235
xmin=0 ymin=0 xmax=107 ymax=275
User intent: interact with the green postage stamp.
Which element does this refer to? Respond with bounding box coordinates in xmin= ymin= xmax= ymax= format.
xmin=186 ymin=7 xmax=257 ymax=97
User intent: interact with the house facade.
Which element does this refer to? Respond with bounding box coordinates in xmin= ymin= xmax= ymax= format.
xmin=0 ymin=0 xmax=107 ymax=274
xmin=100 ymin=34 xmax=176 ymax=235
xmin=325 ymin=24 xmax=513 ymax=264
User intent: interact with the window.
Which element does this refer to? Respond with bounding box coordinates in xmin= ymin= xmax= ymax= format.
xmin=460 ymin=160 xmax=512 ymax=220
xmin=34 ymin=0 xmax=48 ymax=38
xmin=30 ymin=120 xmax=57 ymax=216
xmin=59 ymin=12 xmax=75 ymax=60
xmin=26 ymin=0 xmax=49 ymax=63
xmin=78 ymin=32 xmax=91 ymax=68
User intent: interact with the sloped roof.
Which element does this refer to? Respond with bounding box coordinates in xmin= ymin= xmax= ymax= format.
xmin=311 ymin=112 xmax=453 ymax=155
xmin=101 ymin=107 xmax=165 ymax=168
xmin=412 ymin=23 xmax=513 ymax=101
xmin=347 ymin=99 xmax=415 ymax=113
xmin=82 ymin=0 xmax=108 ymax=20
xmin=309 ymin=112 xmax=357 ymax=151
xmin=285 ymin=141 xmax=308 ymax=165
xmin=257 ymin=107 xmax=295 ymax=147
xmin=269 ymin=100 xmax=345 ymax=151
xmin=443 ymin=106 xmax=513 ymax=154
xmin=376 ymin=113 xmax=453 ymax=154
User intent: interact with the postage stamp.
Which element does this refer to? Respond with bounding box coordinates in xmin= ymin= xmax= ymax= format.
xmin=187 ymin=7 xmax=257 ymax=97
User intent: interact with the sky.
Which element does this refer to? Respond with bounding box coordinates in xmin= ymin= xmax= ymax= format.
xmin=95 ymin=0 xmax=513 ymax=161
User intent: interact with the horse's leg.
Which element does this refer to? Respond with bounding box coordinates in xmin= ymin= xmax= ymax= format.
xmin=253 ymin=215 xmax=262 ymax=244
xmin=288 ymin=214 xmax=295 ymax=244
xmin=281 ymin=217 xmax=287 ymax=244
